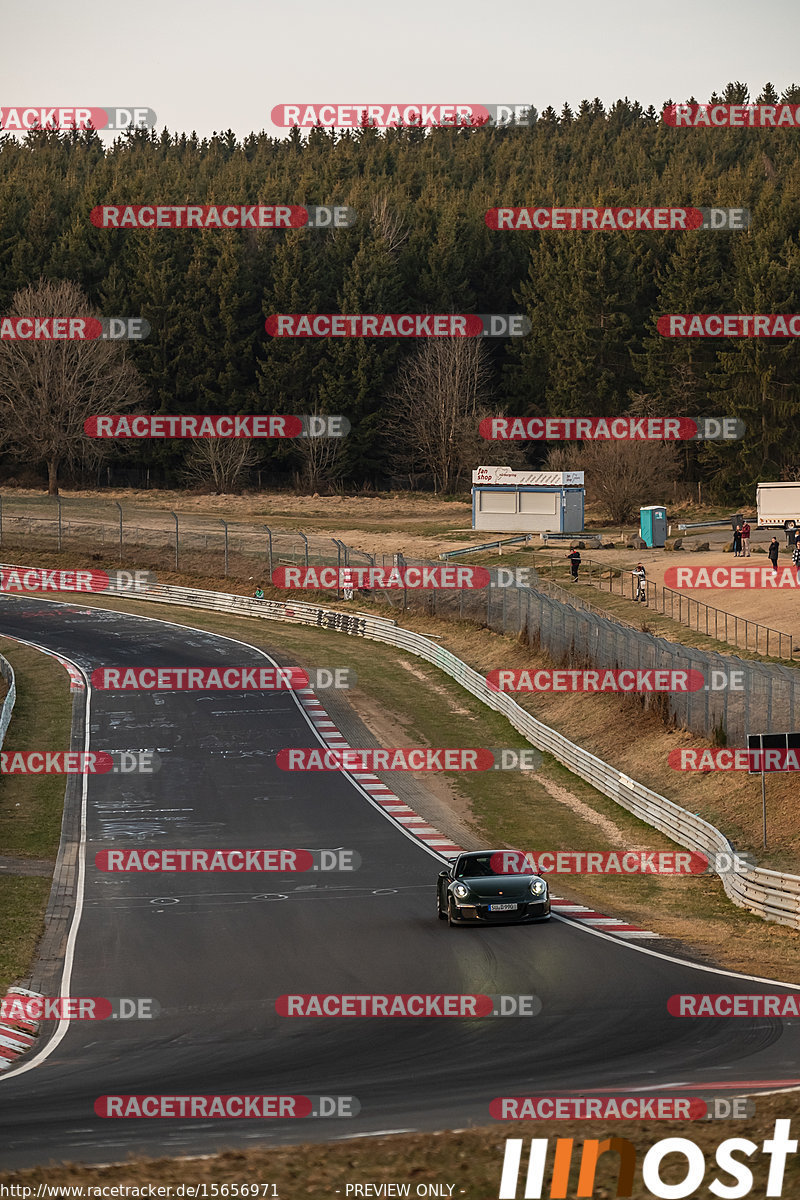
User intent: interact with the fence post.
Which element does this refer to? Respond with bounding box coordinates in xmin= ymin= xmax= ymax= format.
xmin=114 ymin=501 xmax=123 ymax=562
xmin=300 ymin=532 xmax=309 ymax=568
xmin=56 ymin=497 xmax=62 ymax=552
xmin=0 ymin=496 xmax=2 ymax=546
xmin=220 ymin=520 xmax=229 ymax=577
xmin=170 ymin=511 xmax=179 ymax=570
xmin=264 ymin=526 xmax=273 ymax=578
xmin=332 ymin=538 xmax=341 ymax=598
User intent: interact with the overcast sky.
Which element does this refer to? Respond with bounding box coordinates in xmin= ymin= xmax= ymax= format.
xmin=3 ymin=0 xmax=800 ymax=140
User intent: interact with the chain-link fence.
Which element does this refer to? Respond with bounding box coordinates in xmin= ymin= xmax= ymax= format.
xmin=535 ymin=553 xmax=798 ymax=661
xmin=363 ymin=556 xmax=799 ymax=745
xmin=1 ymin=495 xmax=798 ymax=743
xmin=0 ymin=496 xmax=375 ymax=582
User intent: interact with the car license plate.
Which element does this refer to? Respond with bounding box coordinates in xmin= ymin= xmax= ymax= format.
xmin=489 ymin=902 xmax=517 ymax=912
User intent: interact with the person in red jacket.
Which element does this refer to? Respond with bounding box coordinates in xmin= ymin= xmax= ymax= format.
xmin=741 ymin=520 xmax=751 ymax=557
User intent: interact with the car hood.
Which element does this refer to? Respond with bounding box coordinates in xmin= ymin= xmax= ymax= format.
xmin=456 ymin=875 xmax=545 ymax=899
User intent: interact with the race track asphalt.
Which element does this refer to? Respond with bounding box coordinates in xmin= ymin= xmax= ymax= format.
xmin=0 ymin=595 xmax=798 ymax=1169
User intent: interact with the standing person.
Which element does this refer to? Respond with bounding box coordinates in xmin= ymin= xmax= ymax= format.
xmin=793 ymin=538 xmax=800 ymax=585
xmin=741 ymin=519 xmax=751 ymax=557
xmin=566 ymin=546 xmax=581 ymax=581
xmin=768 ymin=536 xmax=780 ymax=574
xmin=732 ymin=525 xmax=742 ymax=557
xmin=632 ymin=562 xmax=647 ymax=603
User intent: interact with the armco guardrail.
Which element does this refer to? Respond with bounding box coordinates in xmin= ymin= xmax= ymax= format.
xmin=439 ymin=535 xmax=532 ymax=559
xmin=69 ymin=573 xmax=800 ymax=931
xmin=0 ymin=653 xmax=16 ymax=746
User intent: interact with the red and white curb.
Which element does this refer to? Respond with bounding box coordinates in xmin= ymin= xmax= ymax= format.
xmin=54 ymin=656 xmax=85 ymax=693
xmin=549 ymin=902 xmax=659 ymax=940
xmin=295 ymin=688 xmax=660 ymax=940
xmin=0 ymin=633 xmax=84 ymax=693
xmin=296 ymin=688 xmax=464 ymax=859
xmin=0 ymin=987 xmax=41 ymax=1070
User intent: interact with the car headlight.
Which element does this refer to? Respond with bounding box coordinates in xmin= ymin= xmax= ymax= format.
xmin=530 ymin=878 xmax=547 ymax=897
xmin=453 ymin=883 xmax=469 ymax=899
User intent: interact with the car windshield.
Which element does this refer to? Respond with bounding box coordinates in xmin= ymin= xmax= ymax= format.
xmin=454 ymin=853 xmax=533 ymax=878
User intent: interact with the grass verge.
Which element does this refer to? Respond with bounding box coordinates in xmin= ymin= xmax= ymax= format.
xmin=0 ymin=638 xmax=72 ymax=993
xmin=0 ymin=638 xmax=72 ymax=860
xmin=0 ymin=877 xmax=52 ymax=994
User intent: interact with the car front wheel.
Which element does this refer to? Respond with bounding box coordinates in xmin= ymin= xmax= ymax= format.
xmin=437 ymin=888 xmax=447 ymax=920
xmin=447 ymin=897 xmax=459 ymax=927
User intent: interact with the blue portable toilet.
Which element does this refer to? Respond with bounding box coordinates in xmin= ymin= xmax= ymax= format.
xmin=640 ymin=505 xmax=668 ymax=548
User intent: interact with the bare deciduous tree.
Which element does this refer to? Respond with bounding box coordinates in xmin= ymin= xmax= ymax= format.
xmin=370 ymin=195 xmax=410 ymax=254
xmin=0 ymin=278 xmax=146 ymax=494
xmin=544 ymin=439 xmax=680 ymax=524
xmin=183 ymin=437 xmax=263 ymax=494
xmin=385 ymin=338 xmax=499 ymax=493
xmin=291 ymin=411 xmax=347 ymax=493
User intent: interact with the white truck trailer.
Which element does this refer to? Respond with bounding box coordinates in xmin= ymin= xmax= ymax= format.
xmin=756 ymin=482 xmax=800 ymax=530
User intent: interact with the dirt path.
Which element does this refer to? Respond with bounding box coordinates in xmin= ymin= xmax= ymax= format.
xmin=612 ymin=549 xmax=800 ymax=641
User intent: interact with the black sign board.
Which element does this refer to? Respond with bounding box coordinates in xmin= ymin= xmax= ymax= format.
xmin=747 ymin=732 xmax=800 ymax=774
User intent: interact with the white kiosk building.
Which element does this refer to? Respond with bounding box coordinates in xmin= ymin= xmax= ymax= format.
xmin=472 ymin=467 xmax=585 ymax=533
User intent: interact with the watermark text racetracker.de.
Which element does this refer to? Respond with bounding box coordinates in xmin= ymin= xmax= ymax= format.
xmin=0 ymin=750 xmax=158 ymax=775
xmin=275 ymin=993 xmax=541 ymax=1016
xmin=0 ymin=995 xmax=158 ymax=1020
xmin=492 ymin=1095 xmax=754 ymax=1120
xmin=664 ymin=565 xmax=800 ymax=589
xmin=488 ymin=849 xmax=754 ymax=875
xmin=664 ymin=101 xmax=800 ymax=126
xmin=671 ymin=747 xmax=800 ymax=771
xmin=659 ymin=314 xmax=800 ymax=337
xmin=480 ymin=416 xmax=744 ymax=441
xmin=669 ymin=993 xmax=800 ymax=1016
xmin=90 ymin=666 xmax=355 ymax=690
xmin=90 ymin=666 xmax=307 ymax=690
xmin=265 ymin=314 xmax=530 ymax=337
xmin=94 ymin=1095 xmax=358 ymax=1118
xmin=0 ymin=568 xmax=154 ymax=593
xmin=486 ymin=668 xmax=705 ymax=693
xmin=272 ymin=565 xmax=498 ymax=588
xmin=0 ymin=317 xmax=149 ymax=340
xmin=271 ymin=103 xmax=537 ymax=128
xmin=95 ymin=848 xmax=359 ymax=872
xmin=276 ymin=747 xmax=542 ymax=772
xmin=84 ymin=415 xmax=349 ymax=438
xmin=90 ymin=205 xmax=356 ymax=229
xmin=0 ymin=107 xmax=155 ymax=131
xmin=486 ymin=207 xmax=749 ymax=231
xmin=490 ymin=667 xmax=746 ymax=692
